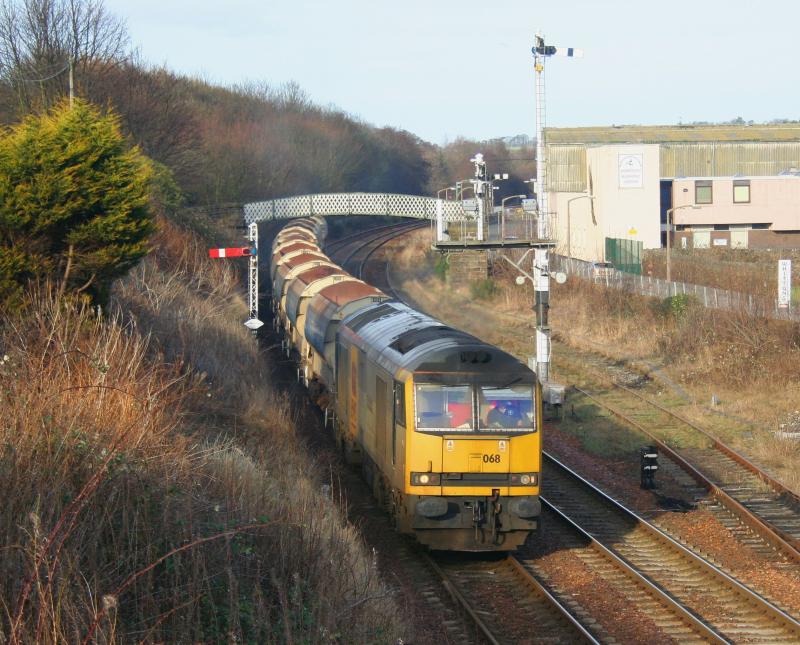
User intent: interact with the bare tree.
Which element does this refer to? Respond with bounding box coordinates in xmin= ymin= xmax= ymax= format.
xmin=0 ymin=0 xmax=129 ymax=115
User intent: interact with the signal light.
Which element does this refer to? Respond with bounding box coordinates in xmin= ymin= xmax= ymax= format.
xmin=208 ymin=247 xmax=257 ymax=259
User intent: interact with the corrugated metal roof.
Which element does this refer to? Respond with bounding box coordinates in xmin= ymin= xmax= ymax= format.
xmin=273 ymin=240 xmax=318 ymax=256
xmin=545 ymin=124 xmax=800 ymax=144
xmin=286 ymin=272 xmax=353 ymax=326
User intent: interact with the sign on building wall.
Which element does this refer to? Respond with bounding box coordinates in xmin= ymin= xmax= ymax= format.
xmin=778 ymin=259 xmax=792 ymax=309
xmin=618 ymin=153 xmax=643 ymax=188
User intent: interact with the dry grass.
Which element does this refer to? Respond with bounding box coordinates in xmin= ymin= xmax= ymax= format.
xmin=0 ymin=216 xmax=403 ymax=643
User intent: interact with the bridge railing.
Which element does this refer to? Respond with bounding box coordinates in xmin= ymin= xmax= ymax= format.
xmin=244 ymin=192 xmax=558 ymax=246
xmin=433 ymin=210 xmax=557 ymax=245
xmin=244 ymin=192 xmax=469 ymax=223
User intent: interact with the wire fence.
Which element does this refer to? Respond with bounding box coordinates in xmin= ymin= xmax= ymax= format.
xmin=550 ymin=255 xmax=799 ymax=322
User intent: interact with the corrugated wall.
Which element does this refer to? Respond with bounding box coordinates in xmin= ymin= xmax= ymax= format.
xmin=545 ymin=141 xmax=800 ymax=192
xmin=661 ymin=142 xmax=800 ymax=177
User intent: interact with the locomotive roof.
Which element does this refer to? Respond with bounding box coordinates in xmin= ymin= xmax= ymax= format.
xmin=339 ymin=300 xmax=535 ymax=384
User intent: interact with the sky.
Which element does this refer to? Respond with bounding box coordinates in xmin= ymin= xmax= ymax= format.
xmin=104 ymin=0 xmax=800 ymax=144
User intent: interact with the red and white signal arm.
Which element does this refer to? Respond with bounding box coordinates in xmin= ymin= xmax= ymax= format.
xmin=208 ymin=247 xmax=256 ymax=258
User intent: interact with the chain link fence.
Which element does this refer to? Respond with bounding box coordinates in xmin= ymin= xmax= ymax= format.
xmin=550 ymin=254 xmax=799 ymax=322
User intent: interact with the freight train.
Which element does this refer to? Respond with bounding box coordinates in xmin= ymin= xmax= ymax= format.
xmin=270 ymin=217 xmax=541 ymax=551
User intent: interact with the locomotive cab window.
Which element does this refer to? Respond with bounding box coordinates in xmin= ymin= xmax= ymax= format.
xmin=394 ymin=381 xmax=406 ymax=427
xmin=480 ymin=385 xmax=535 ymax=431
xmin=415 ymin=384 xmax=473 ymax=431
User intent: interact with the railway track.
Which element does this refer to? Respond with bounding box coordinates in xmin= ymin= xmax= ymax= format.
xmin=540 ymin=453 xmax=800 ymax=643
xmin=353 ymin=231 xmax=800 ymax=642
xmin=321 ymin=225 xmax=800 ymax=643
xmin=325 ymin=223 xmax=607 ymax=643
xmin=428 ymin=552 xmax=600 ymax=645
xmin=326 ymin=219 xmax=425 ymax=273
xmin=355 ymin=229 xmax=716 ymax=642
xmin=553 ymin=347 xmax=800 ymax=567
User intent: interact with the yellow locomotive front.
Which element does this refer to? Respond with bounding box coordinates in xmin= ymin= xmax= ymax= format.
xmin=335 ymin=301 xmax=541 ymax=552
xmin=403 ymin=367 xmax=541 ymax=551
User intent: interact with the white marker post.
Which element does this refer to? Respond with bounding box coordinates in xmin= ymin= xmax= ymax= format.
xmin=778 ymin=259 xmax=791 ymax=310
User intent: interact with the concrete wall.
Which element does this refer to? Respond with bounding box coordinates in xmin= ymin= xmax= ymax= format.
xmin=672 ymin=176 xmax=800 ymax=230
xmin=549 ymin=144 xmax=661 ymax=262
xmin=551 ymin=191 xmax=602 ymax=260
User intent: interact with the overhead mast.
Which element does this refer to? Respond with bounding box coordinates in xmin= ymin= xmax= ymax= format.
xmin=531 ymin=33 xmax=582 ymax=383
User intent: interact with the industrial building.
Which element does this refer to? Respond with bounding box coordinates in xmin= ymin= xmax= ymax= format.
xmin=544 ymin=124 xmax=800 ymax=262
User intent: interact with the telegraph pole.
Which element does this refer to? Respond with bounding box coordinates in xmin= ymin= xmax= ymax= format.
xmin=531 ymin=33 xmax=582 ymax=383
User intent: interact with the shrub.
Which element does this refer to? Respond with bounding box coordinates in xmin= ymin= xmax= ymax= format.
xmin=652 ymin=293 xmax=698 ymax=322
xmin=433 ymin=253 xmax=449 ymax=281
xmin=470 ymin=277 xmax=499 ymax=300
xmin=0 ymin=98 xmax=154 ymax=309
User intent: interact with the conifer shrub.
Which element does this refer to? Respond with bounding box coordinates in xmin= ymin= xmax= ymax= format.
xmin=0 ymin=99 xmax=154 ymax=310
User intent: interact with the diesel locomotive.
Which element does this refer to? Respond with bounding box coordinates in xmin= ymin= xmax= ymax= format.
xmin=270 ymin=217 xmax=541 ymax=551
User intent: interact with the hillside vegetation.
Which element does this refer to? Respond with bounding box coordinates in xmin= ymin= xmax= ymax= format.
xmin=0 ymin=3 xmax=535 ymax=207
xmin=0 ymin=1 xmax=541 ymax=640
xmin=0 ymin=215 xmax=402 ymax=642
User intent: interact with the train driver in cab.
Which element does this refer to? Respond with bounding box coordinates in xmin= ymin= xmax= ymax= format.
xmin=487 ymin=400 xmax=524 ymax=428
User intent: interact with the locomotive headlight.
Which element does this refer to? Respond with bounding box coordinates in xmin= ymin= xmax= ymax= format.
xmin=411 ymin=472 xmax=441 ymax=486
xmin=510 ymin=473 xmax=538 ymax=486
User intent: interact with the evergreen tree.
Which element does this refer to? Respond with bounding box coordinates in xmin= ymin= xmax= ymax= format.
xmin=0 ymin=98 xmax=154 ymax=308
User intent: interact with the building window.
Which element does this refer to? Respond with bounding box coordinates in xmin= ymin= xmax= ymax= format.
xmin=733 ymin=180 xmax=750 ymax=203
xmin=695 ymin=180 xmax=713 ymax=204
xmin=713 ymin=224 xmax=729 ymax=231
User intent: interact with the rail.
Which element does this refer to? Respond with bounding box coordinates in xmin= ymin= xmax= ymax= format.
xmin=543 ymin=452 xmax=800 ymax=642
xmin=573 ymin=384 xmax=800 ymax=563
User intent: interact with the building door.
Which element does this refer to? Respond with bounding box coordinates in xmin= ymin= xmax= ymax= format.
xmin=660 ymin=180 xmax=673 ymax=247
xmin=693 ymin=230 xmax=711 ymax=249
xmin=731 ymin=230 xmax=748 ymax=249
